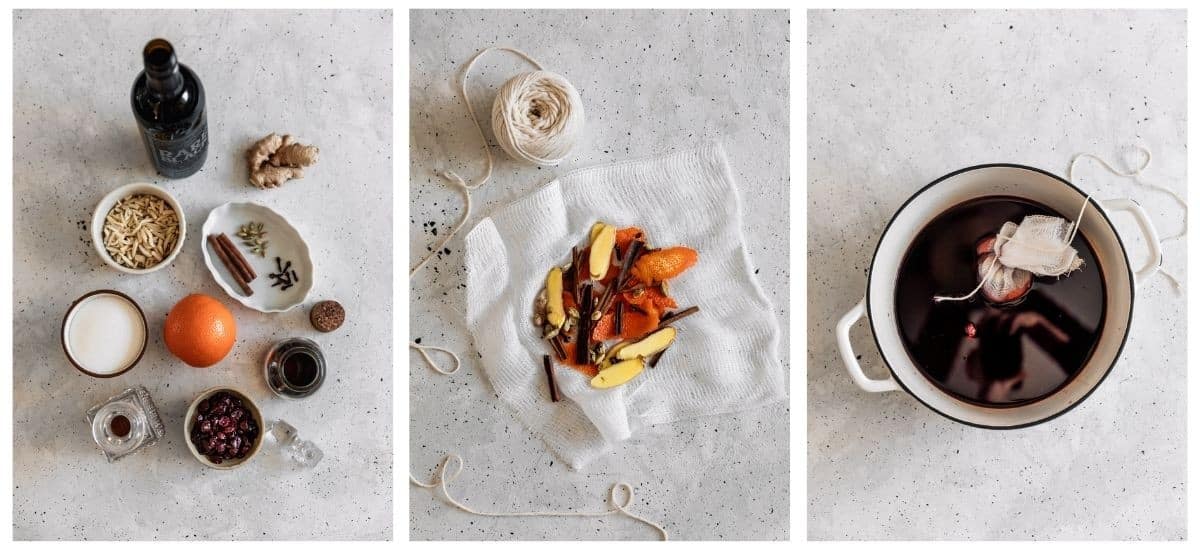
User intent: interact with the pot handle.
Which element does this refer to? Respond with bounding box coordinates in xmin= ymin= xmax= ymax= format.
xmin=836 ymin=297 xmax=900 ymax=393
xmin=1101 ymin=198 xmax=1163 ymax=286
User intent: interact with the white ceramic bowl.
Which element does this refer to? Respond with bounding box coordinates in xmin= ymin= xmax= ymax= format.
xmin=183 ymin=387 xmax=266 ymax=470
xmin=837 ymin=164 xmax=1161 ymax=428
xmin=201 ymin=202 xmax=314 ymax=313
xmin=91 ymin=182 xmax=187 ymax=274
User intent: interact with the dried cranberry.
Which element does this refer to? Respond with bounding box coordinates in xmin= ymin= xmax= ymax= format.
xmin=198 ymin=399 xmax=210 ymax=413
xmin=223 ymin=424 xmax=236 ymax=434
xmin=231 ymin=409 xmax=243 ymax=420
xmin=211 ymin=457 xmax=223 ymax=464
xmin=239 ymin=419 xmax=251 ymax=432
xmin=199 ymin=421 xmax=213 ymax=433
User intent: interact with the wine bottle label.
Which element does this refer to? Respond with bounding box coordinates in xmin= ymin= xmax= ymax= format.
xmin=151 ymin=124 xmax=208 ymax=169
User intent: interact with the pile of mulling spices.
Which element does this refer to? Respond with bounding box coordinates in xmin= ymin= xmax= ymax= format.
xmin=533 ymin=221 xmax=700 ymax=401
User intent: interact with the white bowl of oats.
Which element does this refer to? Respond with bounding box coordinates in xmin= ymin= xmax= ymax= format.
xmin=91 ymin=183 xmax=186 ymax=274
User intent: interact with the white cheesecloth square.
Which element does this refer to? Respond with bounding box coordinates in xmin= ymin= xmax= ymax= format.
xmin=463 ymin=141 xmax=786 ymax=470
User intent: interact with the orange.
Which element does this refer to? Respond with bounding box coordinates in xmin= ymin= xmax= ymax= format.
xmin=615 ymin=226 xmax=645 ymax=251
xmin=164 ymin=293 xmax=237 ymax=367
xmin=631 ymin=247 xmax=699 ymax=284
xmin=620 ymin=303 xmax=661 ymax=340
xmin=623 ymin=286 xmax=678 ymax=311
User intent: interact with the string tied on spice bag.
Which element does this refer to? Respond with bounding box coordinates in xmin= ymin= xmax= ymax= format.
xmin=933 ymin=146 xmax=1183 ymax=303
xmin=410 ymin=454 xmax=669 ymax=541
xmin=411 ymin=47 xmax=666 ymax=540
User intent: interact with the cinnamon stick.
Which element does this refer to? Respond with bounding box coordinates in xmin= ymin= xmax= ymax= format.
xmin=599 ymin=239 xmax=643 ymax=315
xmin=649 ymin=347 xmax=668 ymax=368
xmin=575 ymin=283 xmax=593 ymax=365
xmin=549 ymin=336 xmax=567 ymax=361
xmin=614 ymin=301 xmax=624 ymax=336
xmin=570 ymin=246 xmax=584 ymax=306
xmin=216 ymin=233 xmax=257 ymax=280
xmin=543 ymin=355 xmax=560 ymax=403
xmin=207 ymin=235 xmax=254 ymax=296
xmin=659 ymin=305 xmax=700 ymax=328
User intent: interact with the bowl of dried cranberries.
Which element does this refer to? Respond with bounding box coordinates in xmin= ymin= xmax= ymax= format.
xmin=184 ymin=387 xmax=264 ymax=469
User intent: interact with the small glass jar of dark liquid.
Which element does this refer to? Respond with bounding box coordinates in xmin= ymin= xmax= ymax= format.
xmin=85 ymin=386 xmax=165 ymax=462
xmin=264 ymin=338 xmax=326 ymax=399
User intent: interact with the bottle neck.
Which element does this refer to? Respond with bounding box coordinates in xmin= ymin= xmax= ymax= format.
xmin=143 ymin=38 xmax=184 ymax=99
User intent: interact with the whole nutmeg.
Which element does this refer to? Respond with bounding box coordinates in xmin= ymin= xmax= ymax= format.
xmin=310 ymin=300 xmax=345 ymax=332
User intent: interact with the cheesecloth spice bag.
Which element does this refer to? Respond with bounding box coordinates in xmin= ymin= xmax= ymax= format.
xmin=463 ymin=142 xmax=785 ymax=469
xmin=935 ymin=214 xmax=1087 ymax=304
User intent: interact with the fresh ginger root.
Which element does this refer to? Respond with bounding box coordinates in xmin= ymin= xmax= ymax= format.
xmin=247 ymin=133 xmax=319 ymax=189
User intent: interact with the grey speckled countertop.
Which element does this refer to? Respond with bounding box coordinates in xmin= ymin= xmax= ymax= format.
xmin=410 ymin=9 xmax=789 ymax=541
xmin=807 ymin=10 xmax=1185 ymax=540
xmin=12 ymin=10 xmax=392 ymax=540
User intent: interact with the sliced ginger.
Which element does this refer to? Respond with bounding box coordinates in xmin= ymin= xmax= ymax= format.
xmin=545 ymin=267 xmax=566 ymax=331
xmin=591 ymin=357 xmax=644 ymax=389
xmin=615 ymin=326 xmax=676 ymax=361
xmin=588 ymin=224 xmax=616 ymax=280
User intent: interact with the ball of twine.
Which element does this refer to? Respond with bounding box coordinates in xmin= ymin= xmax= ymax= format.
xmin=491 ymin=70 xmax=585 ymax=166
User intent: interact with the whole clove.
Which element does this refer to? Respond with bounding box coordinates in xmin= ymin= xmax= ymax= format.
xmin=269 ymin=256 xmax=300 ymax=291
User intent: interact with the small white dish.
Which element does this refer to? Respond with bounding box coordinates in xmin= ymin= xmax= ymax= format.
xmin=201 ymin=202 xmax=314 ymax=313
xmin=91 ymin=182 xmax=187 ymax=274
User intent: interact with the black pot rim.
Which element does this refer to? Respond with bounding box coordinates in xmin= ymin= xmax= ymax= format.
xmin=864 ymin=163 xmax=1136 ymax=430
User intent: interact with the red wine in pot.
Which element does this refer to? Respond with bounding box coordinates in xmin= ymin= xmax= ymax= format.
xmin=894 ymin=196 xmax=1106 ymax=407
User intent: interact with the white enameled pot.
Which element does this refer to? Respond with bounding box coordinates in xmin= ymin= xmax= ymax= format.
xmin=837 ymin=164 xmax=1162 ymax=428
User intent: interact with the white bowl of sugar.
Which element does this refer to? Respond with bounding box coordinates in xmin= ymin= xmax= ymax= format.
xmin=61 ymin=290 xmax=148 ymax=378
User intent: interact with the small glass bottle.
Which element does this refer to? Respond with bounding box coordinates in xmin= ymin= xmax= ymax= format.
xmin=85 ymin=386 xmax=165 ymax=462
xmin=268 ymin=420 xmax=324 ymax=468
xmin=264 ymin=337 xmax=326 ymax=399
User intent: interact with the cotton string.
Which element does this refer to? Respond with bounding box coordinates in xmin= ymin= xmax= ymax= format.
xmin=409 ymin=454 xmax=669 ymax=541
xmin=410 ymin=46 xmax=584 ymax=371
xmin=934 ymin=147 xmax=1183 ymax=302
xmin=410 ymin=48 xmax=663 ymax=540
xmin=1068 ymin=146 xmax=1184 ymax=289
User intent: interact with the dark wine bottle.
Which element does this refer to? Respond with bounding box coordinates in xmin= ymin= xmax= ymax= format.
xmin=131 ymin=38 xmax=208 ymax=179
